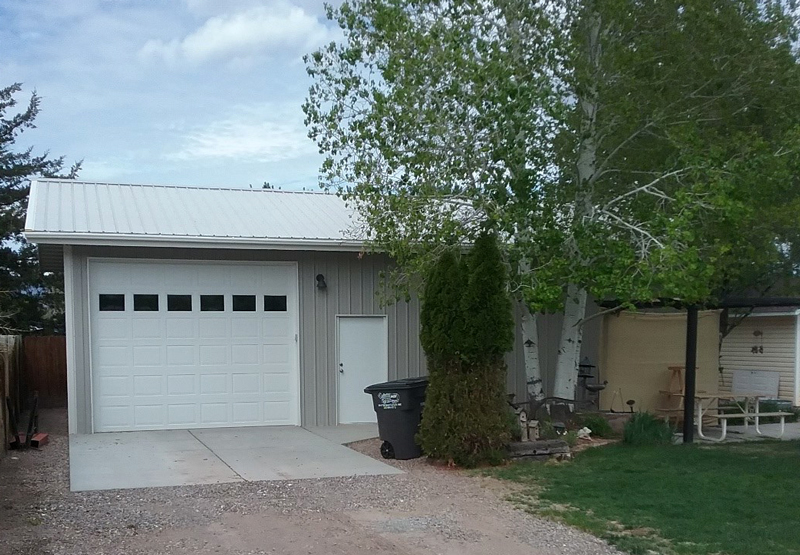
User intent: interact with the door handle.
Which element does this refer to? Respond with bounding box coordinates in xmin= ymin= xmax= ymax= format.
xmin=339 ymin=362 xmax=344 ymax=373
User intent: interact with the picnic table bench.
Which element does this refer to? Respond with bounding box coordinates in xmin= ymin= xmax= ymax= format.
xmin=711 ymin=411 xmax=793 ymax=442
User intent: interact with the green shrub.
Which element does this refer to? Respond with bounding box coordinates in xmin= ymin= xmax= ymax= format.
xmin=417 ymin=360 xmax=510 ymax=466
xmin=507 ymin=408 xmax=523 ymax=442
xmin=623 ymin=412 xmax=674 ymax=446
xmin=564 ymin=430 xmax=579 ymax=447
xmin=538 ymin=418 xmax=560 ymax=440
xmin=459 ymin=233 xmax=515 ymax=364
xmin=417 ymin=233 xmax=514 ymax=467
xmin=577 ymin=413 xmax=615 ymax=438
xmin=419 ymin=249 xmax=465 ymax=365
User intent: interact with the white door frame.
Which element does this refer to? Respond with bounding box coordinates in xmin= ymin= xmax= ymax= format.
xmin=335 ymin=315 xmax=388 ymax=424
xmin=85 ymin=257 xmax=301 ymax=432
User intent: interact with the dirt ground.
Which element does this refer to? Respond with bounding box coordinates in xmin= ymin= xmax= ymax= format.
xmin=0 ymin=410 xmax=621 ymax=555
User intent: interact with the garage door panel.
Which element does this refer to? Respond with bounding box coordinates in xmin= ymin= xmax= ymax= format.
xmin=134 ymin=404 xmax=166 ymax=427
xmin=231 ymin=318 xmax=259 ymax=338
xmin=264 ymin=401 xmax=291 ymax=421
xmin=264 ymin=344 xmax=291 ymax=363
xmin=167 ymin=374 xmax=196 ymax=395
xmin=263 ymin=318 xmax=292 ymax=338
xmin=131 ymin=319 xmax=161 ymax=338
xmin=264 ymin=373 xmax=291 ymax=392
xmin=165 ymin=346 xmax=194 ymax=366
xmin=132 ymin=346 xmax=162 ymax=366
xmin=97 ymin=375 xmax=131 ymax=397
xmin=168 ymin=404 xmax=197 ymax=426
xmin=200 ymin=373 xmax=229 ymax=394
xmin=199 ymin=345 xmax=228 ymax=365
xmin=233 ymin=402 xmax=260 ymax=423
xmin=229 ymin=266 xmax=261 ymax=286
xmin=166 ymin=318 xmax=195 ymax=338
xmin=199 ymin=319 xmax=229 ymax=338
xmin=198 ymin=265 xmax=230 ymax=286
xmin=232 ymin=344 xmax=259 ymax=365
xmin=260 ymin=266 xmax=290 ymax=286
xmin=133 ymin=375 xmax=163 ymax=396
xmin=200 ymin=403 xmax=229 ymax=424
xmin=94 ymin=264 xmax=134 ymax=287
xmin=232 ymin=372 xmax=260 ymax=393
xmin=90 ymin=261 xmax=298 ymax=431
xmin=95 ymin=345 xmax=129 ymax=366
xmin=97 ymin=405 xmax=131 ymax=429
xmin=96 ymin=318 xmax=129 ymax=340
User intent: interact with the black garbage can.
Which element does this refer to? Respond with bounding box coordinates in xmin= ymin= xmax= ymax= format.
xmin=364 ymin=377 xmax=429 ymax=460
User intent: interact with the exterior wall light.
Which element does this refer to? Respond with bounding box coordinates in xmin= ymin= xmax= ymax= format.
xmin=316 ymin=274 xmax=327 ymax=290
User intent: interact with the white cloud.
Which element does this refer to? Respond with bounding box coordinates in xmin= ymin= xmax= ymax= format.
xmin=139 ymin=2 xmax=337 ymax=66
xmin=168 ymin=103 xmax=316 ymax=163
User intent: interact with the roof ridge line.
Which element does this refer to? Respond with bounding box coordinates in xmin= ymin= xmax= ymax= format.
xmin=34 ymin=178 xmax=334 ymax=196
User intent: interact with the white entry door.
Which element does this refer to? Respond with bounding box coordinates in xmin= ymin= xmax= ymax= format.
xmin=338 ymin=316 xmax=388 ymax=424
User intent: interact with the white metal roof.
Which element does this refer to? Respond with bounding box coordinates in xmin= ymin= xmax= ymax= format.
xmin=24 ymin=179 xmax=365 ymax=250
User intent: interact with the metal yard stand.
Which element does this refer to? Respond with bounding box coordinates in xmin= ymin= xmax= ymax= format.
xmin=6 ymin=391 xmax=48 ymax=449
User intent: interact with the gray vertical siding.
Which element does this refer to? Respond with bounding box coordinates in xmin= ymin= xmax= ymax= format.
xmin=64 ymin=245 xmax=598 ymax=432
xmin=67 ymin=246 xmax=428 ymax=430
xmin=64 ymin=248 xmax=93 ymax=434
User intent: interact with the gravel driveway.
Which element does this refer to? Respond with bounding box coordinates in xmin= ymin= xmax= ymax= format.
xmin=1 ymin=410 xmax=623 ymax=555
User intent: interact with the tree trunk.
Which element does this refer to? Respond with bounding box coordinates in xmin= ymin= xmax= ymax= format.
xmin=550 ymin=8 xmax=600 ymax=401
xmin=552 ymin=284 xmax=587 ymax=400
xmin=521 ymin=305 xmax=545 ymax=404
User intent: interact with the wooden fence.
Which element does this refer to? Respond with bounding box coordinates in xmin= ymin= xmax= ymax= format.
xmin=20 ymin=336 xmax=67 ymax=409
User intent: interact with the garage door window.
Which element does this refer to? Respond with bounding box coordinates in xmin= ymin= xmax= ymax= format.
xmin=264 ymin=295 xmax=287 ymax=312
xmin=167 ymin=294 xmax=193 ymax=311
xmin=232 ymin=295 xmax=256 ymax=311
xmin=99 ymin=294 xmax=125 ymax=311
xmin=200 ymin=295 xmax=225 ymax=312
xmin=133 ymin=294 xmax=159 ymax=311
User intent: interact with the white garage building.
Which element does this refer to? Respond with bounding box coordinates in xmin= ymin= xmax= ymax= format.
xmin=24 ymin=179 xmax=443 ymax=434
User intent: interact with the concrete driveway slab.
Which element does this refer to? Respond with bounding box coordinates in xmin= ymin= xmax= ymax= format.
xmin=70 ymin=426 xmax=401 ymax=491
xmin=305 ymin=423 xmax=379 ymax=444
xmin=69 ymin=430 xmax=241 ymax=492
xmin=191 ymin=427 xmax=402 ymax=481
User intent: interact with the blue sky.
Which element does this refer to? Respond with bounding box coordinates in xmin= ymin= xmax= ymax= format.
xmin=0 ymin=0 xmax=339 ymax=190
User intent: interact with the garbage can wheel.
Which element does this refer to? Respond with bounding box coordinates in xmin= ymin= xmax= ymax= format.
xmin=380 ymin=441 xmax=395 ymax=459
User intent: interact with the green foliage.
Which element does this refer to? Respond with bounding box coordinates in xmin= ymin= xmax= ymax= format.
xmin=0 ymin=83 xmax=80 ymax=333
xmin=576 ymin=413 xmax=615 ymax=438
xmin=563 ymin=430 xmax=579 ymax=448
xmin=417 ymin=235 xmax=515 ymax=467
xmin=491 ymin=441 xmax=800 ymax=555
xmin=506 ymin=408 xmax=522 ymax=442
xmin=419 ymin=249 xmax=464 ymax=365
xmin=623 ymin=412 xmax=674 ymax=446
xmin=537 ymin=419 xmax=560 ymax=440
xmin=417 ymin=361 xmax=510 ymax=467
xmin=305 ymin=0 xmax=800 ymax=315
xmin=460 ymin=233 xmax=514 ymax=364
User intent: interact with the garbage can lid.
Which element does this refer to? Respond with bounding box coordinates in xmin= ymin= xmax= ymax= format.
xmin=364 ymin=376 xmax=429 ymax=393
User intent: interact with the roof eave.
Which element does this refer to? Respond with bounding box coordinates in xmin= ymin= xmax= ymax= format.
xmin=22 ymin=231 xmax=367 ymax=252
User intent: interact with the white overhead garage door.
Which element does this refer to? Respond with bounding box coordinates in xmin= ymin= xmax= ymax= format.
xmin=88 ymin=260 xmax=299 ymax=432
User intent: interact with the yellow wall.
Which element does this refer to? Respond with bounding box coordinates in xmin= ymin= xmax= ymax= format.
xmin=599 ymin=310 xmax=720 ymax=413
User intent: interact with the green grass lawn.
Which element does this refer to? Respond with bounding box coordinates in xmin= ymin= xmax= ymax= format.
xmin=490 ymin=441 xmax=800 ymax=555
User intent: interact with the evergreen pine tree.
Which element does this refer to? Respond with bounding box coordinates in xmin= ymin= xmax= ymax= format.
xmin=0 ymin=83 xmax=80 ymax=333
xmin=417 ymin=233 xmax=515 ymax=466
